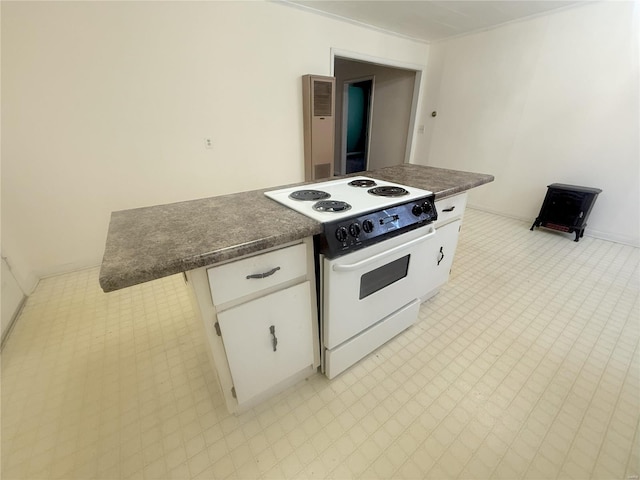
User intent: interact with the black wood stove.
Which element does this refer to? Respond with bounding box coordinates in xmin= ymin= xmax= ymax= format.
xmin=530 ymin=183 xmax=602 ymax=242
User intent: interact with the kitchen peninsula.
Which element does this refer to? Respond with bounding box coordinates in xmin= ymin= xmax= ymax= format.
xmin=99 ymin=165 xmax=493 ymax=292
xmin=99 ymin=164 xmax=493 ymax=413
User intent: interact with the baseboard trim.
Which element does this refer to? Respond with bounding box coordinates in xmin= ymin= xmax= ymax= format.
xmin=1 ymin=294 xmax=27 ymax=350
xmin=467 ymin=204 xmax=640 ymax=248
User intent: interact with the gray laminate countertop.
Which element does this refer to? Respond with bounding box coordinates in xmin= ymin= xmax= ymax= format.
xmin=99 ymin=164 xmax=493 ymax=292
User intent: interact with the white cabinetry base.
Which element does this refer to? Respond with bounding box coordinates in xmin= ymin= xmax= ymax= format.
xmin=186 ymin=238 xmax=319 ymax=414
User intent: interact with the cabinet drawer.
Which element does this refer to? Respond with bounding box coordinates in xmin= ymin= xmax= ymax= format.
xmin=435 ymin=192 xmax=467 ymax=226
xmin=217 ymin=281 xmax=314 ymax=405
xmin=208 ymin=243 xmax=307 ymax=306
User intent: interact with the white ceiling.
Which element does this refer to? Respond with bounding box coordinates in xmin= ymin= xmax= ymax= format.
xmin=281 ymin=0 xmax=586 ymax=43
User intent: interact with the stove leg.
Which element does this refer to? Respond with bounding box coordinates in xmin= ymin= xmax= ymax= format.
xmin=574 ymin=230 xmax=582 ymax=242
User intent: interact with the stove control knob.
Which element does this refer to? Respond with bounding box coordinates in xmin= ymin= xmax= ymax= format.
xmin=422 ymin=201 xmax=434 ymax=216
xmin=362 ymin=219 xmax=375 ymax=233
xmin=412 ymin=204 xmax=423 ymax=216
xmin=349 ymin=223 xmax=361 ymax=237
xmin=335 ymin=227 xmax=348 ymax=243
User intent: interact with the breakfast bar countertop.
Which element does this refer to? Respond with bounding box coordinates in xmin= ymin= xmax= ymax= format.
xmin=99 ymin=164 xmax=494 ymax=292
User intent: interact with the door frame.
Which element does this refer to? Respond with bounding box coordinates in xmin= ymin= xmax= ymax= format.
xmin=330 ymin=48 xmax=425 ymax=166
xmin=341 ymin=75 xmax=375 ymax=175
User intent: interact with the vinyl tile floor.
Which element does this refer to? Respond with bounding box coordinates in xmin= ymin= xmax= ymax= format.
xmin=2 ymin=209 xmax=639 ymax=480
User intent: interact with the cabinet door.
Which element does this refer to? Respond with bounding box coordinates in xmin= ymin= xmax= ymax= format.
xmin=423 ymin=220 xmax=462 ymax=296
xmin=217 ymin=282 xmax=314 ymax=405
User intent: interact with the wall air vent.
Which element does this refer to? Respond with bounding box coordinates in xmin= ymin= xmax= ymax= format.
xmin=314 ymin=163 xmax=332 ymax=180
xmin=302 ymin=74 xmax=336 ymax=181
xmin=313 ymin=81 xmax=333 ymax=117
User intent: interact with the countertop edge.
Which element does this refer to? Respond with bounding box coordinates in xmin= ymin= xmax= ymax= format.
xmin=434 ymin=175 xmax=495 ymax=199
xmin=99 ymin=225 xmax=322 ymax=293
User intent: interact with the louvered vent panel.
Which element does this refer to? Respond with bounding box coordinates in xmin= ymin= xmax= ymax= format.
xmin=302 ymin=74 xmax=335 ymax=181
xmin=314 ymin=163 xmax=331 ymax=180
xmin=313 ymin=81 xmax=333 ymax=117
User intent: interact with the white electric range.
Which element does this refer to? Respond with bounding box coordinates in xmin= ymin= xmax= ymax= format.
xmin=265 ymin=176 xmax=439 ymax=378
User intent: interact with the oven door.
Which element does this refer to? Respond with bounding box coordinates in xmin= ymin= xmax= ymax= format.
xmin=321 ymin=225 xmax=436 ymax=350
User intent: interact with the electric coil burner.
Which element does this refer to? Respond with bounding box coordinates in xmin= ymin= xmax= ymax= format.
xmin=348 ymin=179 xmax=377 ymax=188
xmin=289 ymin=190 xmax=330 ymax=201
xmin=368 ymin=185 xmax=409 ymax=197
xmin=312 ymin=200 xmax=351 ymax=213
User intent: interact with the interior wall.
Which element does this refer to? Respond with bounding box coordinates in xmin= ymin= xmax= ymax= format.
xmin=417 ymin=1 xmax=639 ymax=246
xmin=334 ymin=59 xmax=416 ymax=174
xmin=1 ymin=1 xmax=429 ymax=293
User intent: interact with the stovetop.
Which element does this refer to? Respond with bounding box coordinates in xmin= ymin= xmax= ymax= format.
xmin=264 ymin=176 xmax=434 ymax=222
xmin=265 ymin=176 xmax=438 ymax=258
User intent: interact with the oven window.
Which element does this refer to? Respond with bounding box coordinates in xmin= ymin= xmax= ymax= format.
xmin=359 ymin=255 xmax=410 ymax=300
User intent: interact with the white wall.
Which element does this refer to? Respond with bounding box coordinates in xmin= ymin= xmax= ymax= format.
xmin=1 ymin=1 xmax=430 ymax=292
xmin=418 ymin=1 xmax=639 ymax=246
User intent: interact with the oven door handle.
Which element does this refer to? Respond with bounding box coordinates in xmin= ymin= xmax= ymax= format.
xmin=332 ymin=227 xmax=437 ymax=272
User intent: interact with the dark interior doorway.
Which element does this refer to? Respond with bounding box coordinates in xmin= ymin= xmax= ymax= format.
xmin=345 ymin=79 xmax=373 ymax=174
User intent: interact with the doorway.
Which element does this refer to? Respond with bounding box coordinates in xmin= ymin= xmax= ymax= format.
xmin=343 ymin=77 xmax=374 ymax=174
xmin=332 ymin=52 xmax=423 ymax=176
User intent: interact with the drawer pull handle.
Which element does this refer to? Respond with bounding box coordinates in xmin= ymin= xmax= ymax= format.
xmin=437 ymin=246 xmax=445 ymax=266
xmin=246 ymin=266 xmax=281 ymax=279
xmin=270 ymin=325 xmax=278 ymax=352
xmin=442 ymin=206 xmax=456 ymax=212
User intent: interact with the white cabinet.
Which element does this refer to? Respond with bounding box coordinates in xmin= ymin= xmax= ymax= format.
xmin=421 ymin=219 xmax=462 ymax=300
xmin=422 ymin=192 xmax=467 ymax=301
xmin=217 ymin=282 xmax=314 ymax=405
xmin=186 ymin=238 xmax=319 ymax=414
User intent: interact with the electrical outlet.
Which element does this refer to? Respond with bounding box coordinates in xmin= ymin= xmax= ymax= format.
xmin=204 ymin=138 xmax=213 ymax=149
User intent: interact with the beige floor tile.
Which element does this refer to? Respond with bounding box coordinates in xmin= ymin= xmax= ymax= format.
xmin=2 ymin=209 xmax=638 ymax=479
